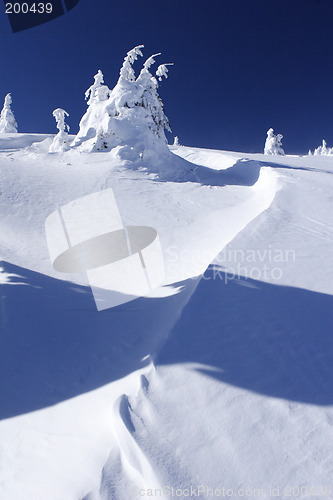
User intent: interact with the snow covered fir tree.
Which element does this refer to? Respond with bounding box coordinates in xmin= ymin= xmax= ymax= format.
xmin=264 ymin=128 xmax=285 ymax=155
xmin=309 ymin=139 xmax=333 ymax=156
xmin=72 ymin=46 xmax=173 ymax=167
xmin=49 ymin=108 xmax=70 ymax=153
xmin=71 ymin=69 xmax=111 ymax=149
xmin=0 ymin=93 xmax=18 ymax=133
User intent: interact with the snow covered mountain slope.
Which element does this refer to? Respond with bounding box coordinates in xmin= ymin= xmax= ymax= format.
xmin=0 ymin=136 xmax=333 ymax=500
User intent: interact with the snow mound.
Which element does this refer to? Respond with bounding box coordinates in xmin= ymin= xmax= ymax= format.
xmin=1 ymin=133 xmax=333 ymax=499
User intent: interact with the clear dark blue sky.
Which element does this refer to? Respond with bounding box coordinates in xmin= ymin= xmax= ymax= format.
xmin=1 ymin=0 xmax=333 ymax=153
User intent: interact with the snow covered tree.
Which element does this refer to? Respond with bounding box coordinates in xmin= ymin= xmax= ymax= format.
xmin=156 ymin=63 xmax=173 ymax=81
xmin=173 ymin=136 xmax=180 ymax=146
xmin=264 ymin=128 xmax=285 ymax=155
xmin=0 ymin=93 xmax=18 ymax=133
xmin=313 ymin=139 xmax=333 ymax=155
xmin=133 ymin=55 xmax=172 ymax=140
xmin=72 ymin=45 xmax=173 ymax=165
xmin=85 ymin=69 xmax=111 ymax=105
xmin=71 ymin=70 xmax=111 ymax=148
xmin=49 ymin=108 xmax=70 ymax=153
xmin=119 ymin=45 xmax=144 ymax=82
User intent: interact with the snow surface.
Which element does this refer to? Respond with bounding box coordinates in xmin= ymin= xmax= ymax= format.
xmin=1 ymin=134 xmax=333 ymax=499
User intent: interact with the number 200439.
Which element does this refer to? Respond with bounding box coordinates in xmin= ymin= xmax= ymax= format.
xmin=5 ymin=3 xmax=53 ymax=14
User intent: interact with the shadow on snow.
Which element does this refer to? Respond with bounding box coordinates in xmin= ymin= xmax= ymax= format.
xmin=1 ymin=258 xmax=333 ymax=420
xmin=159 ymin=265 xmax=333 ymax=406
xmin=0 ymin=260 xmax=195 ymax=419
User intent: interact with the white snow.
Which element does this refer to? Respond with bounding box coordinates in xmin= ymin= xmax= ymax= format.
xmin=1 ymin=135 xmax=333 ymax=500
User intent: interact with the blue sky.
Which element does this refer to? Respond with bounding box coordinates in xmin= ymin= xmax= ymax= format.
xmin=1 ymin=0 xmax=333 ymax=153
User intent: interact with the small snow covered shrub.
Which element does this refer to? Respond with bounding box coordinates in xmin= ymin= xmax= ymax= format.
xmin=264 ymin=128 xmax=285 ymax=155
xmin=312 ymin=139 xmax=333 ymax=156
xmin=173 ymin=136 xmax=180 ymax=146
xmin=0 ymin=93 xmax=18 ymax=133
xmin=49 ymin=108 xmax=70 ymax=153
xmin=72 ymin=45 xmax=173 ymax=164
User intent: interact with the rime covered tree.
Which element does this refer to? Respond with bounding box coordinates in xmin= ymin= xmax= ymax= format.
xmin=133 ymin=55 xmax=172 ymax=140
xmin=264 ymin=128 xmax=285 ymax=155
xmin=49 ymin=108 xmax=70 ymax=153
xmin=0 ymin=93 xmax=18 ymax=133
xmin=73 ymin=45 xmax=173 ymax=163
xmin=85 ymin=69 xmax=110 ymax=105
xmin=72 ymin=70 xmax=111 ymax=147
xmin=119 ymin=45 xmax=144 ymax=82
xmin=313 ymin=139 xmax=333 ymax=155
